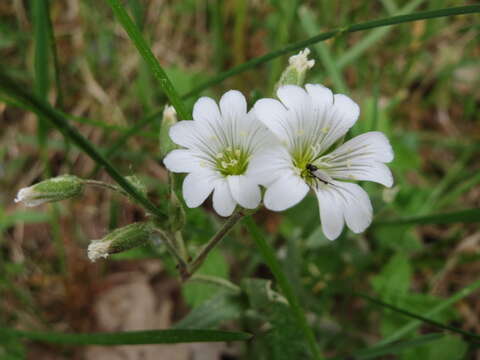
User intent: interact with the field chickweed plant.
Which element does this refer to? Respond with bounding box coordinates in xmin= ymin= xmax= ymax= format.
xmin=2 ymin=2 xmax=480 ymax=359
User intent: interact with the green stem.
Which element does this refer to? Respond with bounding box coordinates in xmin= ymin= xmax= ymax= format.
xmin=0 ymin=70 xmax=167 ymax=222
xmin=186 ymin=210 xmax=245 ymax=280
xmin=154 ymin=229 xmax=189 ymax=273
xmin=182 ymin=5 xmax=480 ymax=99
xmin=244 ymin=216 xmax=323 ymax=360
xmin=190 ymin=274 xmax=241 ymax=294
xmin=105 ymin=0 xmax=189 ymax=121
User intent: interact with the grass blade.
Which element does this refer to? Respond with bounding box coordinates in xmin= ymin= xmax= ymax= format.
xmin=105 ymin=0 xmax=189 ymax=120
xmin=352 ymin=333 xmax=444 ymax=359
xmin=0 ymin=70 xmax=167 ymax=221
xmin=375 ymin=208 xmax=480 ymax=227
xmin=183 ymin=5 xmax=480 ymax=99
xmin=357 ymin=293 xmax=480 ymax=341
xmin=0 ymin=328 xmax=251 ymax=345
xmin=244 ymin=216 xmax=323 ymax=360
xmin=375 ymin=279 xmax=480 ymax=347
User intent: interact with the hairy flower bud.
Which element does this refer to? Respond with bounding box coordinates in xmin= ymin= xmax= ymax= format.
xmin=14 ymin=175 xmax=84 ymax=207
xmin=159 ymin=105 xmax=178 ymax=158
xmin=275 ymin=48 xmax=315 ymax=91
xmin=87 ymin=222 xmax=154 ymax=262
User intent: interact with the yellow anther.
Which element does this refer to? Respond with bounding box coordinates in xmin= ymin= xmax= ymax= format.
xmin=235 ymin=149 xmax=241 ymax=156
xmin=215 ymin=153 xmax=224 ymax=159
xmin=321 ymin=127 xmax=329 ymax=134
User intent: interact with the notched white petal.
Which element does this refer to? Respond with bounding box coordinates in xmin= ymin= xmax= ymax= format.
xmin=253 ymin=98 xmax=289 ymax=142
xmin=264 ymin=173 xmax=309 ymax=211
xmin=315 ymin=186 xmax=344 ymax=240
xmin=182 ymin=171 xmax=216 ymax=208
xmin=213 ymin=179 xmax=236 ymax=217
xmin=219 ymin=90 xmax=247 ymax=121
xmin=227 ymin=175 xmax=261 ymax=209
xmin=193 ymin=96 xmax=222 ymax=125
xmin=337 ymin=182 xmax=373 ymax=234
xmin=169 ymin=121 xmax=197 ymax=148
xmin=276 ymin=85 xmax=310 ymax=111
xmin=163 ymin=149 xmax=201 ymax=173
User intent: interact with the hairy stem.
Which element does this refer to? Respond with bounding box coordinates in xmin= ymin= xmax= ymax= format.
xmin=185 ymin=209 xmax=245 ymax=281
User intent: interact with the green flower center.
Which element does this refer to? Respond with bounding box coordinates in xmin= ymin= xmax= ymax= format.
xmin=215 ymin=147 xmax=249 ymax=176
xmin=291 ymin=144 xmax=329 ymax=187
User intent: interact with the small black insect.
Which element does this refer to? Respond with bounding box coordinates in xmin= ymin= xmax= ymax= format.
xmin=306 ymin=164 xmax=332 ymax=186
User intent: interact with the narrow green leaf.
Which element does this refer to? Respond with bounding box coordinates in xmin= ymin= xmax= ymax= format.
xmin=32 ymin=0 xmax=50 ymax=148
xmin=337 ymin=0 xmax=424 ymax=68
xmin=353 ymin=333 xmax=444 ymax=359
xmin=375 ymin=208 xmax=480 ymax=227
xmin=105 ymin=0 xmax=189 ymax=120
xmin=244 ymin=217 xmax=323 ymax=360
xmin=174 ymin=292 xmax=243 ymax=330
xmin=1 ymin=328 xmax=251 ymax=345
xmin=358 ymin=293 xmax=480 ymax=341
xmin=0 ymin=71 xmax=167 ymax=221
xmin=183 ymin=5 xmax=480 ymax=99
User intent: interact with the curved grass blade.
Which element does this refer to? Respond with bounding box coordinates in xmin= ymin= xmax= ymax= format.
xmin=0 ymin=328 xmax=251 ymax=345
xmin=244 ymin=216 xmax=323 ymax=360
xmin=374 ymin=208 xmax=480 ymax=227
xmin=371 ymin=278 xmax=480 ymax=347
xmin=352 ymin=333 xmax=444 ymax=359
xmin=0 ymin=93 xmax=157 ymax=140
xmin=357 ymin=293 xmax=480 ymax=342
xmin=183 ymin=5 xmax=480 ymax=99
xmin=105 ymin=0 xmax=189 ymax=121
xmin=0 ymin=70 xmax=167 ymax=221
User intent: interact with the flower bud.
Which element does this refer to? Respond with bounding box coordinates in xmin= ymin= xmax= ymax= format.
xmin=275 ymin=48 xmax=315 ymax=91
xmin=159 ymin=105 xmax=178 ymax=158
xmin=87 ymin=222 xmax=154 ymax=262
xmin=14 ymin=175 xmax=84 ymax=207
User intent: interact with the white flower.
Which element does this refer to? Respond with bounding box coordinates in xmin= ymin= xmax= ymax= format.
xmin=252 ymin=84 xmax=394 ymax=240
xmin=163 ymin=90 xmax=271 ymax=217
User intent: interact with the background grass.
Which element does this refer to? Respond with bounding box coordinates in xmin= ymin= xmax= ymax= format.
xmin=1 ymin=0 xmax=479 ymax=359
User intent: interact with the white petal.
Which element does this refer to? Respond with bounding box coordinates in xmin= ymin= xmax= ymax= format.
xmin=336 ymin=182 xmax=373 ymax=233
xmin=305 ymin=83 xmax=333 ymax=113
xmin=212 ymin=179 xmax=236 ymax=217
xmin=192 ymin=97 xmax=222 ymax=126
xmin=276 ymin=85 xmax=310 ymax=112
xmin=219 ymin=90 xmax=247 ymax=121
xmin=163 ymin=149 xmax=201 ymax=173
xmin=320 ymin=94 xmax=360 ymax=150
xmin=315 ymin=185 xmax=345 ymax=240
xmin=253 ymin=98 xmax=290 ymax=142
xmin=169 ymin=121 xmax=197 ymax=148
xmin=182 ymin=171 xmax=217 ymax=208
xmin=328 ymin=162 xmax=393 ymax=187
xmin=328 ymin=131 xmax=394 ymax=163
xmin=264 ymin=172 xmax=309 ymax=211
xmin=227 ymin=175 xmax=261 ymax=209
xmin=247 ymin=146 xmax=292 ymax=186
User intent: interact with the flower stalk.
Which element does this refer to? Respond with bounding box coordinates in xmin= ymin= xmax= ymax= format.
xmin=183 ymin=209 xmax=246 ymax=281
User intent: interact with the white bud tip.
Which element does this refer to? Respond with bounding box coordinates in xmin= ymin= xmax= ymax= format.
xmin=87 ymin=240 xmax=111 ymax=262
xmin=163 ymin=105 xmax=177 ymax=120
xmin=14 ymin=187 xmax=43 ymax=207
xmin=289 ymin=48 xmax=315 ymax=71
